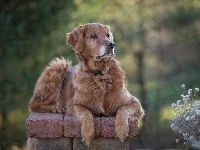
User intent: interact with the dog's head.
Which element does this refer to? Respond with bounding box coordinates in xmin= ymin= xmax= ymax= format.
xmin=66 ymin=23 xmax=115 ymax=61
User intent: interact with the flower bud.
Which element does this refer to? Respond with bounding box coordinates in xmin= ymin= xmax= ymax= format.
xmin=195 ymin=88 xmax=199 ymax=92
xmin=181 ymin=84 xmax=185 ymax=89
xmin=188 ymin=89 xmax=192 ymax=95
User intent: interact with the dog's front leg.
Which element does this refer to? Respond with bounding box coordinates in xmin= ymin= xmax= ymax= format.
xmin=115 ymin=105 xmax=133 ymax=142
xmin=73 ymin=105 xmax=95 ymax=147
xmin=115 ymin=98 xmax=144 ymax=142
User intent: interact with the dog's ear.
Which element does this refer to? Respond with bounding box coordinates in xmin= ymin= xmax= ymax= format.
xmin=104 ymin=25 xmax=114 ymax=41
xmin=66 ymin=25 xmax=86 ymax=53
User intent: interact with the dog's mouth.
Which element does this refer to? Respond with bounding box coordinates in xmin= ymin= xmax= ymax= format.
xmin=96 ymin=42 xmax=115 ymax=61
xmin=96 ymin=49 xmax=115 ymax=61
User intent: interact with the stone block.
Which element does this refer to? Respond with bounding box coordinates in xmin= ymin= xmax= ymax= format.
xmin=73 ymin=137 xmax=129 ymax=150
xmin=25 ymin=113 xmax=139 ymax=150
xmin=64 ymin=115 xmax=101 ymax=137
xmin=100 ymin=117 xmax=138 ymax=137
xmin=25 ymin=113 xmax=64 ymax=138
xmin=36 ymin=138 xmax=72 ymax=150
xmin=128 ymin=117 xmax=138 ymax=137
xmin=100 ymin=117 xmax=116 ymax=137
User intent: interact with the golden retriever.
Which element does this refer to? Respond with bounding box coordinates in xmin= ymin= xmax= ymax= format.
xmin=28 ymin=23 xmax=144 ymax=147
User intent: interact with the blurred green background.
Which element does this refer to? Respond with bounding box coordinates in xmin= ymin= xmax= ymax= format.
xmin=0 ymin=0 xmax=200 ymax=149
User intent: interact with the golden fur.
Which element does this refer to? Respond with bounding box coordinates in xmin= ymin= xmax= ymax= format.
xmin=28 ymin=23 xmax=144 ymax=148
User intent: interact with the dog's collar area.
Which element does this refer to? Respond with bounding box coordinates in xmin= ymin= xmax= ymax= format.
xmin=93 ymin=70 xmax=104 ymax=76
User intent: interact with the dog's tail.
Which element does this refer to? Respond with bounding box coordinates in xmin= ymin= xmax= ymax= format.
xmin=46 ymin=57 xmax=71 ymax=73
xmin=29 ymin=57 xmax=71 ymax=112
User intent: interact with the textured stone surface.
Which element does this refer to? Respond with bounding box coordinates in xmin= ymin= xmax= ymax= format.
xmin=36 ymin=138 xmax=72 ymax=150
xmin=101 ymin=117 xmax=116 ymax=137
xmin=128 ymin=117 xmax=138 ymax=137
xmin=63 ymin=116 xmax=81 ymax=137
xmin=25 ymin=113 xmax=64 ymax=138
xmin=26 ymin=113 xmax=139 ymax=149
xmin=63 ymin=116 xmax=138 ymax=138
xmin=26 ymin=113 xmax=138 ymax=138
xmin=64 ymin=116 xmax=101 ymax=137
xmin=73 ymin=137 xmax=129 ymax=150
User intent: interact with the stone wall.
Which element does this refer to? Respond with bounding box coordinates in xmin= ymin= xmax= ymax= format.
xmin=25 ymin=113 xmax=138 ymax=150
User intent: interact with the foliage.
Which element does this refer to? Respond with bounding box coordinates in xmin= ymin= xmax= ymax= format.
xmin=170 ymin=84 xmax=200 ymax=147
xmin=0 ymin=0 xmax=77 ymax=149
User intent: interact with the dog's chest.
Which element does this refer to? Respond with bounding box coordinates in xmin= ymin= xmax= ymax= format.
xmin=74 ymin=71 xmax=113 ymax=97
xmin=93 ymin=74 xmax=113 ymax=94
xmin=73 ymin=68 xmax=117 ymax=115
xmin=90 ymin=75 xmax=112 ymax=115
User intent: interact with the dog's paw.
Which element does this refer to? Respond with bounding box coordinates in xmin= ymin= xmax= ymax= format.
xmin=34 ymin=93 xmax=46 ymax=101
xmin=56 ymin=105 xmax=66 ymax=113
xmin=115 ymin=115 xmax=129 ymax=142
xmin=51 ymin=105 xmax=65 ymax=113
xmin=115 ymin=126 xmax=129 ymax=142
xmin=81 ymin=126 xmax=94 ymax=147
xmin=81 ymin=117 xmax=95 ymax=147
xmin=81 ymin=135 xmax=94 ymax=147
xmin=135 ymin=107 xmax=145 ymax=119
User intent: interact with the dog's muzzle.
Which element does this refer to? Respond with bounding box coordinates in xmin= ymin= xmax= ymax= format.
xmin=96 ymin=41 xmax=115 ymax=61
xmin=106 ymin=41 xmax=115 ymax=54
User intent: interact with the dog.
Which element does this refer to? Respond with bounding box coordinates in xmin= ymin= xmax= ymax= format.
xmin=28 ymin=23 xmax=144 ymax=147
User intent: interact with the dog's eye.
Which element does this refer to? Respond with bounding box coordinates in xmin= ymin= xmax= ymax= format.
xmin=90 ymin=34 xmax=98 ymax=39
xmin=106 ymin=34 xmax=110 ymax=38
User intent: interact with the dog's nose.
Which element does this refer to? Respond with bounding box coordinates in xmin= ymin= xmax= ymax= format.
xmin=106 ymin=41 xmax=115 ymax=48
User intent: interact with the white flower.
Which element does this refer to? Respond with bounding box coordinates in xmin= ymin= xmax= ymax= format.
xmin=188 ymin=89 xmax=192 ymax=95
xmin=191 ymin=115 xmax=195 ymax=120
xmin=170 ymin=84 xmax=200 ymax=145
xmin=195 ymin=88 xmax=199 ymax=92
xmin=196 ymin=110 xmax=200 ymax=115
xmin=181 ymin=94 xmax=185 ymax=98
xmin=185 ymin=95 xmax=190 ymax=98
xmin=194 ymin=121 xmax=198 ymax=124
xmin=185 ymin=116 xmax=190 ymax=121
xmin=170 ymin=124 xmax=175 ymax=129
xmin=171 ymin=103 xmax=176 ymax=107
xmin=184 ymin=114 xmax=188 ymax=118
xmin=176 ymin=139 xmax=179 ymax=143
xmin=194 ymin=101 xmax=200 ymax=106
xmin=189 ymin=136 xmax=195 ymax=141
xmin=177 ymin=100 xmax=181 ymax=106
xmin=181 ymin=84 xmax=185 ymax=89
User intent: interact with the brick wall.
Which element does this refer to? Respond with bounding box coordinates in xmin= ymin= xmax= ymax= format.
xmin=25 ymin=113 xmax=138 ymax=150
